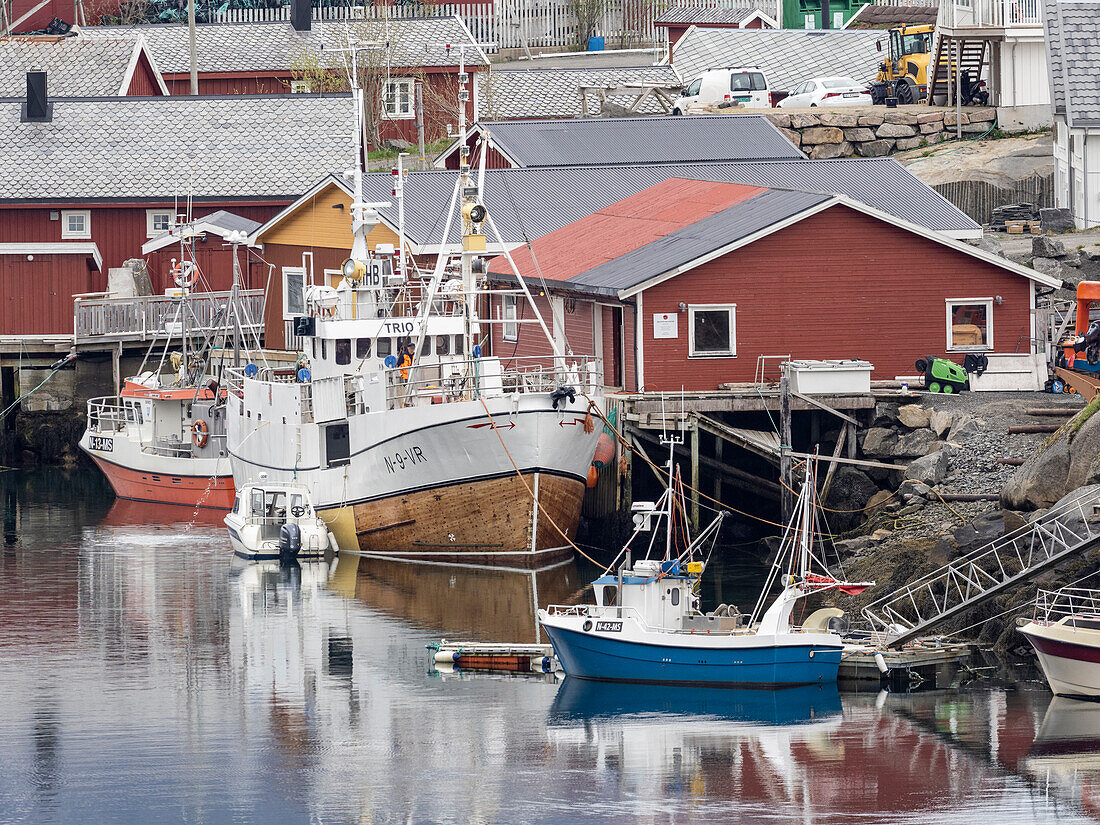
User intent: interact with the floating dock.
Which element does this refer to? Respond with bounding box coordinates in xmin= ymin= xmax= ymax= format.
xmin=429 ymin=641 xmax=558 ymax=675
xmin=840 ymin=640 xmax=975 ymax=691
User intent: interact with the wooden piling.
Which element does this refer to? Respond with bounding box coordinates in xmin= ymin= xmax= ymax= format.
xmin=690 ymin=425 xmax=700 ymax=531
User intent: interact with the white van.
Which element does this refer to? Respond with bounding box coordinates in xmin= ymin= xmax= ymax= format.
xmin=671 ymin=67 xmax=771 ymax=114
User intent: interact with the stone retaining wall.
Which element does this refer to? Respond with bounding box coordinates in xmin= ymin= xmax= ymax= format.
xmin=763 ymin=107 xmax=999 ymax=159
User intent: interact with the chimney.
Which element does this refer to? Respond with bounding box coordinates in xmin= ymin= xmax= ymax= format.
xmin=290 ymin=0 xmax=310 ymax=32
xmin=22 ymin=70 xmax=52 ymax=123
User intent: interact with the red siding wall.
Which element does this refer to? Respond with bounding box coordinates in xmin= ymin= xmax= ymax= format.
xmin=163 ymin=71 xmax=477 ymax=146
xmin=127 ymin=52 xmax=165 ymax=96
xmin=636 ymin=205 xmax=1033 ymax=391
xmin=0 ymin=204 xmax=281 ymax=285
xmin=0 ymin=253 xmax=96 ymax=335
xmin=563 ymin=298 xmax=595 ymax=356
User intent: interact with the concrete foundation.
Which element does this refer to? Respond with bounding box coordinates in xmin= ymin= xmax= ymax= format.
xmin=997 ymin=104 xmax=1054 ymax=132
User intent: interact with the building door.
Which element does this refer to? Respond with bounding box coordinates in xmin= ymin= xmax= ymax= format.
xmin=601 ymin=305 xmax=623 ymax=389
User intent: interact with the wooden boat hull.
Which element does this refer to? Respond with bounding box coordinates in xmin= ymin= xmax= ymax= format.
xmin=323 ymin=471 xmax=585 ymax=568
xmin=1020 ymin=621 xmax=1100 ymax=698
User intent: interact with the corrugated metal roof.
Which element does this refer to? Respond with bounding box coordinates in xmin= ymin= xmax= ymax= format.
xmin=477 ymin=66 xmax=682 ymax=119
xmin=670 ymin=27 xmax=886 ymax=93
xmin=1044 ymin=0 xmax=1100 ymax=123
xmin=80 ymin=15 xmax=485 ymax=74
xmin=0 ymin=36 xmax=148 ymax=96
xmin=475 ymin=116 xmax=805 ymax=167
xmin=357 ymin=158 xmax=980 ymax=245
xmin=568 ymin=188 xmax=830 ymax=294
xmin=656 ymin=5 xmax=766 ymax=25
xmin=0 ymin=95 xmax=356 ymax=201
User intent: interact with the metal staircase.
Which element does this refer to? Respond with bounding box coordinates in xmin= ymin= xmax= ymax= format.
xmin=862 ymin=487 xmax=1100 ymax=647
xmin=927 ymin=37 xmax=988 ymax=105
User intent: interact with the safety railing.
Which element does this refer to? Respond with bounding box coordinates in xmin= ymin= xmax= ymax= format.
xmin=86 ymin=397 xmax=129 ymax=432
xmin=1033 ymin=587 xmax=1100 ymax=626
xmin=863 ymin=486 xmax=1100 ymax=646
xmin=940 ymin=0 xmax=1042 ymax=28
xmin=74 ymin=290 xmax=264 ymax=344
xmin=390 ymin=355 xmax=601 ymax=408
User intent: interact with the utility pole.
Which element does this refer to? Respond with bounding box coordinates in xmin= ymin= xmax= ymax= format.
xmin=187 ymin=0 xmax=198 ymax=95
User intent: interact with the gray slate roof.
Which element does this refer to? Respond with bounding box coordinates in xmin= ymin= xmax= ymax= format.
xmin=655 ymin=5 xmax=768 ymax=25
xmin=465 ymin=116 xmax=805 ymax=166
xmin=568 ymin=188 xmax=829 ymax=295
xmin=0 ymin=95 xmax=356 ymax=202
xmin=80 ymin=15 xmax=486 ymax=74
xmin=351 ymin=158 xmax=979 ymax=245
xmin=477 ymin=66 xmax=682 ymax=119
xmin=670 ymin=26 xmax=887 ymax=93
xmin=0 ymin=36 xmax=152 ymax=96
xmin=199 ymin=209 xmax=262 ymax=234
xmin=1044 ymin=0 xmax=1100 ymax=124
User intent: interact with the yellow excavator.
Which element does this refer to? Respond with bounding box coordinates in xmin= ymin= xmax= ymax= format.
xmin=869 ymin=24 xmax=934 ymax=105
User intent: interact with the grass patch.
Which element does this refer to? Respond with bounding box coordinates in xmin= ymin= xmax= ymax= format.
xmin=1069 ymin=394 xmax=1100 ymax=437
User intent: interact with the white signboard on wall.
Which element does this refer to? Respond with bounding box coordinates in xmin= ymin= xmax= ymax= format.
xmin=653 ymin=313 xmax=678 ymax=339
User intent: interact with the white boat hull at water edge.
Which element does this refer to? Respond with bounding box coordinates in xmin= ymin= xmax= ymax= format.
xmin=539 ymin=608 xmax=843 ymax=687
xmin=226 ymin=388 xmax=602 ymax=567
xmin=1019 ymin=620 xmax=1100 ymax=699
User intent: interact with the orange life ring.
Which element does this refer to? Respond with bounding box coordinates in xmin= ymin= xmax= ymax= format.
xmin=191 ymin=419 xmax=209 ymax=448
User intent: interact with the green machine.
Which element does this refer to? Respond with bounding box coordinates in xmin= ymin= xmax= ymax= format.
xmin=782 ymin=0 xmax=860 ymax=29
xmin=914 ymin=354 xmax=989 ymax=394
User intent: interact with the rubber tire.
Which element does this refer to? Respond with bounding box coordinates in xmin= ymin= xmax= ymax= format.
xmin=672 ymin=108 xmax=682 ymax=116
xmin=810 ymin=103 xmax=817 ymax=107
xmin=897 ymin=82 xmax=914 ymax=105
xmin=943 ymin=384 xmax=954 ymax=394
xmin=1067 ymin=385 xmax=1077 ymax=395
xmin=929 ymin=382 xmax=941 ymax=393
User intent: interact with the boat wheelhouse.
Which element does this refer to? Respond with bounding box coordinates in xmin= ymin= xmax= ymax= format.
xmin=225 ymin=482 xmax=333 ymax=561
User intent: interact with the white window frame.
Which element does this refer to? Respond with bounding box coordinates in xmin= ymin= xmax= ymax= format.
xmin=61 ymin=210 xmax=91 ymax=240
xmin=688 ymin=304 xmax=736 ymax=358
xmin=502 ymin=294 xmax=518 ymax=342
xmin=282 ymin=266 xmax=307 ymax=320
xmin=289 ymin=80 xmax=311 ymax=94
xmin=145 ymin=209 xmax=174 ymax=238
xmin=945 ymin=297 xmax=994 ymax=352
xmin=383 ymin=78 xmax=416 ymax=119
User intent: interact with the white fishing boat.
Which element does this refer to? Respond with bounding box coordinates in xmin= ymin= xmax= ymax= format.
xmin=540 ymin=443 xmax=872 ymax=687
xmin=1018 ymin=587 xmax=1100 ymax=698
xmin=80 ymin=234 xmax=260 ymax=510
xmin=224 ymin=58 xmax=603 ymax=567
xmin=225 ymin=481 xmax=334 ymax=562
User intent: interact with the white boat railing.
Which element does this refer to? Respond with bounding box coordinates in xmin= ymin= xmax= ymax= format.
xmin=74 ymin=289 xmax=264 ymax=344
xmin=393 ymin=355 xmax=602 ymax=408
xmin=1034 ymin=588 xmax=1100 ymax=626
xmin=86 ymin=397 xmax=129 ymax=432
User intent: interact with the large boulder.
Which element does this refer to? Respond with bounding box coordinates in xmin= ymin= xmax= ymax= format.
xmin=897 ymin=403 xmax=931 ymax=429
xmin=862 ymin=426 xmax=898 ymax=457
xmin=905 ymin=449 xmax=949 ymax=486
xmin=1034 ymin=236 xmax=1066 ymax=258
xmin=823 ymin=466 xmax=878 ymax=532
xmin=809 ymin=140 xmax=854 ymax=160
xmin=930 ymin=409 xmax=953 ymax=438
xmin=877 ymin=122 xmax=917 ymax=139
xmin=953 ymin=510 xmax=1008 ymax=555
xmin=895 ymin=427 xmax=939 ymax=457
xmin=856 ymin=139 xmax=893 ymax=157
xmin=1001 ymin=401 xmax=1100 ymax=509
xmin=801 ymin=126 xmax=845 ymax=145
xmin=874 ymin=401 xmax=900 ymax=426
xmin=949 ymin=414 xmax=983 ymax=442
xmin=1041 ymin=207 xmax=1076 ymax=233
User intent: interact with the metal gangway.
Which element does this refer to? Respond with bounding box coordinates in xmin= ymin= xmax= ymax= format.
xmin=862 ymin=486 xmax=1100 ymax=647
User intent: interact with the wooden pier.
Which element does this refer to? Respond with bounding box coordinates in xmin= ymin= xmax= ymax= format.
xmin=839 ymin=641 xmax=975 ymax=691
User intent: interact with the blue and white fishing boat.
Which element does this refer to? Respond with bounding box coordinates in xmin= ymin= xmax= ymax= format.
xmin=539 ymin=441 xmax=871 ymax=688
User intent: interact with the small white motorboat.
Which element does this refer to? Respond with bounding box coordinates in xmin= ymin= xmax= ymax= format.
xmin=1018 ymin=587 xmax=1100 ymax=699
xmin=225 ymin=482 xmax=335 ymax=562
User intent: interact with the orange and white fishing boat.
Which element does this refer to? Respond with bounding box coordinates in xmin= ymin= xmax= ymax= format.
xmin=80 ymin=244 xmax=257 ymax=510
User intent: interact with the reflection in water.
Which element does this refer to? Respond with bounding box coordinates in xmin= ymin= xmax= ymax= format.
xmin=1 ymin=467 xmax=1100 ymax=824
xmin=1027 ymin=697 xmax=1100 ymax=818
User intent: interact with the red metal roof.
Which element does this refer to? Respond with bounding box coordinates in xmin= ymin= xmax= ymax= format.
xmin=493 ymin=178 xmax=768 ymax=285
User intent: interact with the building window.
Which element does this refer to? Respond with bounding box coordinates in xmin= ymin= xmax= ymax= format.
xmin=502 ymin=295 xmax=518 ymax=342
xmin=383 ymin=79 xmax=415 ymax=119
xmin=290 ymin=80 xmax=311 ymax=94
xmin=688 ymin=305 xmax=736 ymax=357
xmin=145 ymin=209 xmax=173 ymax=238
xmin=61 ymin=210 xmax=90 ymax=239
xmin=282 ymin=266 xmax=306 ymax=320
xmin=946 ymin=298 xmax=993 ymax=351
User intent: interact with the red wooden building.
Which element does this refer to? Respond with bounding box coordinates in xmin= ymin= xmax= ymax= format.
xmin=488 ymin=178 xmax=1058 ymax=391
xmin=0 ymin=93 xmax=355 ymax=336
xmin=80 ymin=10 xmax=487 ymax=145
xmin=654 ymin=5 xmax=778 ymax=59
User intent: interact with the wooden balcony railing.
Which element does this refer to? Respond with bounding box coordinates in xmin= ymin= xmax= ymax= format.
xmin=74 ymin=290 xmax=265 ymax=344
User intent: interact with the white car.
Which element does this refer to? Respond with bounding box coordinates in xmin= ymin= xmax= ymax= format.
xmin=671 ymin=67 xmax=772 ymax=114
xmin=777 ymin=76 xmax=872 ymax=108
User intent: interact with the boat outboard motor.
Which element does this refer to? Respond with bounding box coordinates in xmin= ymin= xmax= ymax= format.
xmin=279 ymin=523 xmax=302 ymax=563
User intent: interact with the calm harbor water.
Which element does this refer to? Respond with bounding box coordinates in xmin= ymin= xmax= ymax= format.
xmin=1 ymin=467 xmax=1099 ymax=824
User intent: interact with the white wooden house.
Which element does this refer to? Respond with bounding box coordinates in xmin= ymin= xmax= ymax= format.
xmin=1045 ymin=0 xmax=1100 ymax=231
